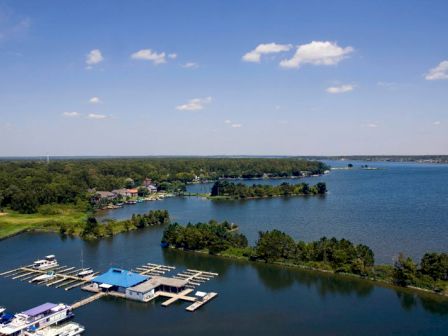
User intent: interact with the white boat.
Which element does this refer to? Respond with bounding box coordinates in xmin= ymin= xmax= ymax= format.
xmin=33 ymin=256 xmax=58 ymax=271
xmin=26 ymin=322 xmax=85 ymax=336
xmin=31 ymin=271 xmax=56 ymax=283
xmin=0 ymin=303 xmax=73 ymax=336
xmin=76 ymin=269 xmax=93 ymax=278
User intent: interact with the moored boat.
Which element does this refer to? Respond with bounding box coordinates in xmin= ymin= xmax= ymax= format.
xmin=25 ymin=322 xmax=85 ymax=336
xmin=32 ymin=256 xmax=58 ymax=271
xmin=31 ymin=271 xmax=55 ymax=283
xmin=0 ymin=303 xmax=73 ymax=336
xmin=76 ymin=269 xmax=93 ymax=278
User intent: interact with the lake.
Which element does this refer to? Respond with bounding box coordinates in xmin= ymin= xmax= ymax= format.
xmin=0 ymin=160 xmax=447 ymax=335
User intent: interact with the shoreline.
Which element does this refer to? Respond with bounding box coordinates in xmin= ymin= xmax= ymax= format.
xmin=166 ymin=246 xmax=448 ymax=300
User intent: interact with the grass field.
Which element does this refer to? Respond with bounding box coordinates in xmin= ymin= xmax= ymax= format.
xmin=0 ymin=205 xmax=87 ymax=240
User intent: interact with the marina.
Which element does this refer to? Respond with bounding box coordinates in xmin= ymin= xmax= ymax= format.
xmin=0 ymin=255 xmax=220 ymax=334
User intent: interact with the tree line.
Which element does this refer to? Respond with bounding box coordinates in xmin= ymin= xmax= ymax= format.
xmin=162 ymin=223 xmax=448 ymax=294
xmin=210 ymin=181 xmax=327 ymax=198
xmin=0 ymin=158 xmax=328 ymax=214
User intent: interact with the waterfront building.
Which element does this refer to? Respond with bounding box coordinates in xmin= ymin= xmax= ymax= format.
xmin=91 ymin=268 xmax=148 ymax=293
xmin=125 ymin=276 xmax=188 ymax=302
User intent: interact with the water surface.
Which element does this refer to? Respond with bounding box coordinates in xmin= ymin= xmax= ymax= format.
xmin=1 ymin=160 xmax=448 ymax=335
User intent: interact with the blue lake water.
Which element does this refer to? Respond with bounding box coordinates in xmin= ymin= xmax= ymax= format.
xmin=98 ymin=160 xmax=448 ymax=263
xmin=1 ymin=160 xmax=448 ymax=335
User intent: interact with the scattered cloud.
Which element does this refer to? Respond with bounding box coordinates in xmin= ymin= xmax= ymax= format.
xmin=224 ymin=119 xmax=231 ymax=124
xmin=242 ymin=43 xmax=292 ymax=63
xmin=231 ymin=123 xmax=242 ymax=128
xmin=85 ymin=49 xmax=104 ymax=67
xmin=182 ymin=62 xmax=199 ymax=69
xmin=168 ymin=53 xmax=177 ymax=59
xmin=89 ymin=96 xmax=101 ymax=104
xmin=280 ymin=41 xmax=353 ymax=69
xmin=425 ymin=60 xmax=448 ymax=80
xmin=0 ymin=6 xmax=31 ymax=42
xmin=62 ymin=112 xmax=80 ymax=118
xmin=433 ymin=121 xmax=441 ymax=126
xmin=367 ymin=123 xmax=378 ymax=128
xmin=326 ymin=84 xmax=354 ymax=94
xmin=176 ymin=97 xmax=212 ymax=111
xmin=131 ymin=49 xmax=166 ymax=64
xmin=87 ymin=113 xmax=108 ymax=120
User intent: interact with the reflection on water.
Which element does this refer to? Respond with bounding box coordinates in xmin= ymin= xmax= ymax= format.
xmin=396 ymin=291 xmax=448 ymax=316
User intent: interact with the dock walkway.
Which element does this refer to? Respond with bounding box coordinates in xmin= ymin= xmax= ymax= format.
xmin=71 ymin=292 xmax=106 ymax=309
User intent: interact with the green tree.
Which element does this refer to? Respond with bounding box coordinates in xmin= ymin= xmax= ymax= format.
xmin=393 ymin=253 xmax=417 ymax=286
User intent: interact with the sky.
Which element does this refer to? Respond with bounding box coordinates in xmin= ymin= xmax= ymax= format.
xmin=0 ymin=0 xmax=447 ymax=156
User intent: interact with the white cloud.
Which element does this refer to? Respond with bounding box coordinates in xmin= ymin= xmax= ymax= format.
xmin=131 ymin=49 xmax=166 ymax=64
xmin=182 ymin=62 xmax=199 ymax=69
xmin=231 ymin=123 xmax=242 ymax=128
xmin=326 ymin=84 xmax=354 ymax=94
xmin=280 ymin=41 xmax=353 ymax=69
xmin=62 ymin=112 xmax=80 ymax=118
xmin=242 ymin=43 xmax=292 ymax=63
xmin=168 ymin=53 xmax=177 ymax=59
xmin=176 ymin=97 xmax=212 ymax=111
xmin=433 ymin=121 xmax=441 ymax=126
xmin=87 ymin=113 xmax=107 ymax=120
xmin=367 ymin=123 xmax=378 ymax=128
xmin=86 ymin=49 xmax=104 ymax=66
xmin=89 ymin=96 xmax=101 ymax=104
xmin=425 ymin=60 xmax=448 ymax=80
xmin=224 ymin=119 xmax=231 ymax=124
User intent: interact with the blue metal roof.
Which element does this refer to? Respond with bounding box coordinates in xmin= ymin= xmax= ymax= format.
xmin=92 ymin=268 xmax=147 ymax=288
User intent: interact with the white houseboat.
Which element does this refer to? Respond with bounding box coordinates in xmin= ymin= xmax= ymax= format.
xmin=25 ymin=322 xmax=85 ymax=336
xmin=32 ymin=256 xmax=58 ymax=271
xmin=0 ymin=303 xmax=73 ymax=336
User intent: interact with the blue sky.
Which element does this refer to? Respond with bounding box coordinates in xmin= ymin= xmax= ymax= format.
xmin=0 ymin=0 xmax=447 ymax=156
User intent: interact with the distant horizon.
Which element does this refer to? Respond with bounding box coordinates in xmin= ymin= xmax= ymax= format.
xmin=1 ymin=154 xmax=447 ymax=160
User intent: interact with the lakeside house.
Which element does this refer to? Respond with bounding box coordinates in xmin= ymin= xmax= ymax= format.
xmin=126 ymin=188 xmax=139 ymax=197
xmin=91 ymin=178 xmax=159 ymax=205
xmin=92 ymin=191 xmax=117 ymax=204
xmin=143 ymin=178 xmax=158 ymax=193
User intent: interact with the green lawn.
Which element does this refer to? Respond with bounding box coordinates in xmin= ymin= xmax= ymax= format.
xmin=0 ymin=205 xmax=87 ymax=240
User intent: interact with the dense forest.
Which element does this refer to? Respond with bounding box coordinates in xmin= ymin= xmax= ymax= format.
xmin=210 ymin=181 xmax=327 ymax=198
xmin=162 ymin=224 xmax=448 ymax=294
xmin=0 ymin=158 xmax=328 ymax=214
xmin=162 ymin=220 xmax=248 ymax=254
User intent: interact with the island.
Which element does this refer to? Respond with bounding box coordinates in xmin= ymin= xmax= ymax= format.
xmin=209 ymin=181 xmax=327 ymax=199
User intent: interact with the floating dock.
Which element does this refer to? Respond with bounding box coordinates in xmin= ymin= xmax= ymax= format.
xmin=1 ymin=261 xmax=219 ymax=313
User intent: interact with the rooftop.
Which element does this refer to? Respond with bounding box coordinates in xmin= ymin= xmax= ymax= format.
xmin=22 ymin=303 xmax=57 ymax=317
xmin=92 ymin=268 xmax=148 ymax=289
xmin=129 ymin=276 xmax=188 ymax=293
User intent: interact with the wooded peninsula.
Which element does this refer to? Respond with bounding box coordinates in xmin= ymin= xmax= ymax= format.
xmin=161 ymin=221 xmax=448 ymax=297
xmin=0 ymin=157 xmax=328 ymax=239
